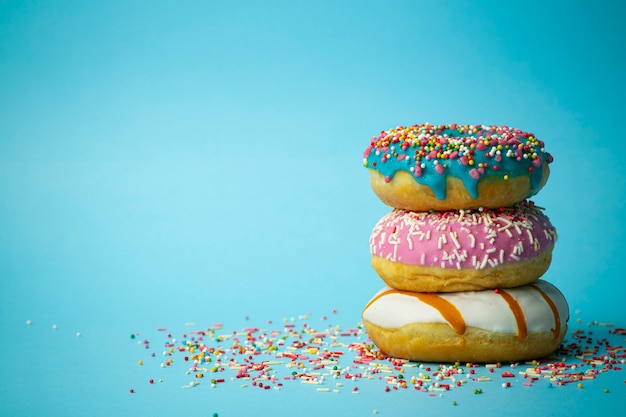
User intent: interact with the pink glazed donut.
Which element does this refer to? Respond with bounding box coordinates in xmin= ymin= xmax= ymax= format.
xmin=369 ymin=201 xmax=557 ymax=292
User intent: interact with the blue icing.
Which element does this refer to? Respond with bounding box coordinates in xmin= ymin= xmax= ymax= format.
xmin=364 ymin=124 xmax=551 ymax=201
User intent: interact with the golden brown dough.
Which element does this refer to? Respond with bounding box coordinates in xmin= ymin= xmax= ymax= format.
xmin=371 ymin=246 xmax=553 ymax=293
xmin=363 ymin=321 xmax=566 ymax=363
xmin=368 ymin=163 xmax=550 ymax=212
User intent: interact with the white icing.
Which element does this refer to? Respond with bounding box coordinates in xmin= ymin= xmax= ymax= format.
xmin=362 ymin=280 xmax=569 ymax=335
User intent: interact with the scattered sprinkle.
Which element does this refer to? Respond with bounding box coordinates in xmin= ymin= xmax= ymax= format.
xmin=126 ymin=314 xmax=624 ymax=402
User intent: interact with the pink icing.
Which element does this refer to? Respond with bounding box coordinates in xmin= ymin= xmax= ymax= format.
xmin=369 ymin=202 xmax=557 ymax=270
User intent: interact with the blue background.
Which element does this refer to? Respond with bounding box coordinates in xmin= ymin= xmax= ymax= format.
xmin=1 ymin=1 xmax=625 ymax=416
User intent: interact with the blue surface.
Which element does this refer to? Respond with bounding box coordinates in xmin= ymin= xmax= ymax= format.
xmin=1 ymin=1 xmax=625 ymax=416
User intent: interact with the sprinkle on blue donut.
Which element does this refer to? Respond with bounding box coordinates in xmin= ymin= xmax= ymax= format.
xmin=363 ymin=123 xmax=553 ymax=200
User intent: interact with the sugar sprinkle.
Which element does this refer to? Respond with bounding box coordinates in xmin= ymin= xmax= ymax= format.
xmin=128 ymin=311 xmax=624 ymax=400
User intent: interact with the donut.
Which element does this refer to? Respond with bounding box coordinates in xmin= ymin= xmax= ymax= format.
xmin=369 ymin=201 xmax=557 ymax=292
xmin=362 ymin=280 xmax=569 ymax=363
xmin=363 ymin=123 xmax=553 ymax=211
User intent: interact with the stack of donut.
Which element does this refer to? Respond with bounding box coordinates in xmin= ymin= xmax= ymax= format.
xmin=361 ymin=123 xmax=569 ymax=363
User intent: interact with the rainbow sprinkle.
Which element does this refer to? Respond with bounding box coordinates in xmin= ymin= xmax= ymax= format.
xmin=363 ymin=123 xmax=553 ymax=200
xmin=128 ymin=311 xmax=624 ymax=398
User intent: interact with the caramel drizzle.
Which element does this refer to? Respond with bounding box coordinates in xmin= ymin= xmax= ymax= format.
xmin=414 ymin=293 xmax=466 ymax=335
xmin=364 ymin=286 xmax=561 ymax=339
xmin=531 ymin=284 xmax=561 ymax=339
xmin=363 ymin=289 xmax=466 ymax=335
xmin=498 ymin=289 xmax=527 ymax=339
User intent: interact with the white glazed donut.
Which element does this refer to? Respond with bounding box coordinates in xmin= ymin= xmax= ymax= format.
xmin=362 ymin=280 xmax=569 ymax=363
